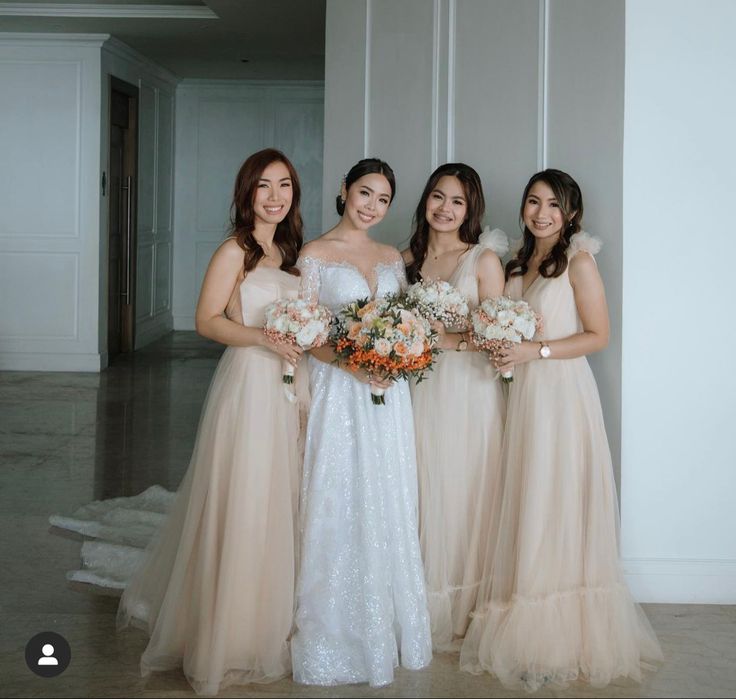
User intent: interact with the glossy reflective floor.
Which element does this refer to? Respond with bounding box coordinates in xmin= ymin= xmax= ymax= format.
xmin=1 ymin=332 xmax=734 ymax=698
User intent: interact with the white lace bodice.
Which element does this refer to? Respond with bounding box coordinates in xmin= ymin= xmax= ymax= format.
xmin=297 ymin=256 xmax=407 ymax=310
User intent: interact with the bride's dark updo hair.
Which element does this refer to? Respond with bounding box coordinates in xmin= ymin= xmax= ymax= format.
xmin=336 ymin=158 xmax=397 ymax=216
xmin=505 ymin=168 xmax=583 ymax=281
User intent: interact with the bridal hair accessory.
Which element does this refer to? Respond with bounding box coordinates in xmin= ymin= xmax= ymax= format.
xmin=264 ymin=299 xmax=332 ymax=401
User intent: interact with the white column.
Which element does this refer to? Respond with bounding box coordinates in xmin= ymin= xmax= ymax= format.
xmin=0 ymin=33 xmax=106 ymax=371
xmin=620 ymin=0 xmax=736 ymax=603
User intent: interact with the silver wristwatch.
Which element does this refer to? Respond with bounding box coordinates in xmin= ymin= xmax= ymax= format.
xmin=539 ymin=342 xmax=551 ymax=359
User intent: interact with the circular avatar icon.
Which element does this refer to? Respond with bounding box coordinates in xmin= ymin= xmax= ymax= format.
xmin=25 ymin=631 xmax=71 ymax=678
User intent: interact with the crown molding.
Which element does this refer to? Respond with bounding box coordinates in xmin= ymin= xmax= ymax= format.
xmin=0 ymin=31 xmax=110 ymax=47
xmin=103 ymin=35 xmax=179 ymax=85
xmin=177 ymin=78 xmax=325 ymax=88
xmin=0 ymin=3 xmax=218 ymax=19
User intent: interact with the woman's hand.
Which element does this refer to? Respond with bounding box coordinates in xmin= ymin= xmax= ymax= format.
xmin=261 ymin=331 xmax=303 ymax=366
xmin=430 ymin=320 xmax=449 ymax=349
xmin=493 ymin=341 xmax=539 ymax=374
xmin=348 ymin=366 xmax=394 ymax=390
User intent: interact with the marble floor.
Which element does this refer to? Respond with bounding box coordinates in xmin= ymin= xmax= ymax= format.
xmin=0 ymin=332 xmax=734 ymax=698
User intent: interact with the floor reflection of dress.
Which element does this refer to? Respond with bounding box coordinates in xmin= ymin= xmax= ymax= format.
xmin=51 ymin=266 xmax=304 ymax=696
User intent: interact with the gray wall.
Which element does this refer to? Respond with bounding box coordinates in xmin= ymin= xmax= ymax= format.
xmin=173 ymin=80 xmax=324 ymax=329
xmin=322 ymin=0 xmax=624 ymax=480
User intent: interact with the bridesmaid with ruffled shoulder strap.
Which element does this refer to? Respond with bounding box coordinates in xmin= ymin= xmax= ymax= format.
xmin=460 ymin=169 xmax=663 ymax=690
xmin=401 ymin=163 xmax=508 ymax=652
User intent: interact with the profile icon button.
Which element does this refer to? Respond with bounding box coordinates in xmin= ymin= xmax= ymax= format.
xmin=25 ymin=632 xmax=71 ymax=677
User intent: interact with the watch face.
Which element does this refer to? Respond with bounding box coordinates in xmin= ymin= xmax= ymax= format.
xmin=458 ymin=341 xmax=468 ymax=351
xmin=541 ymin=345 xmax=551 ymax=358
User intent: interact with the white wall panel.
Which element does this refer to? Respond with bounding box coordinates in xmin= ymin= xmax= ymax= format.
xmin=173 ymin=81 xmax=324 ymax=329
xmin=620 ymin=0 xmax=736 ymax=602
xmin=137 ymin=83 xmax=157 ymax=238
xmin=273 ymin=96 xmax=324 ymax=239
xmin=0 ymin=252 xmax=77 ymax=339
xmin=321 ymin=0 xmax=368 ymax=232
xmin=195 ymin=96 xmax=267 ymax=234
xmin=0 ymin=60 xmax=80 ymax=238
xmin=157 ymin=90 xmax=174 ymax=234
xmin=0 ymin=35 xmax=104 ymax=371
xmin=366 ymin=0 xmax=435 ymax=245
xmin=546 ymin=0 xmax=625 ymax=483
xmin=154 ymin=240 xmax=171 ymax=313
xmin=454 ymin=0 xmax=540 ymax=237
xmin=136 ymin=242 xmax=154 ymax=320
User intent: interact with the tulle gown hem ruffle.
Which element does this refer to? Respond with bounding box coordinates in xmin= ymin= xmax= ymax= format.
xmin=461 ymin=581 xmax=662 ymax=690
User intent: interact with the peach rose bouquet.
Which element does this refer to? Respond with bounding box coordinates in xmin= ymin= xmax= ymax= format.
xmin=332 ymin=295 xmax=437 ymax=404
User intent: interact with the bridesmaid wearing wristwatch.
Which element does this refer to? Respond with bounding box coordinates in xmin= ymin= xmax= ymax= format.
xmin=401 ymin=163 xmax=507 ymax=652
xmin=460 ymin=169 xmax=662 ymax=690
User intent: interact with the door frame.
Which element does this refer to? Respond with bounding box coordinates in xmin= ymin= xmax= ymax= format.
xmin=107 ymin=75 xmax=139 ymax=357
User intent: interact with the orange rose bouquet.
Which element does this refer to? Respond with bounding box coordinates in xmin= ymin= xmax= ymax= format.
xmin=332 ymin=295 xmax=437 ymax=405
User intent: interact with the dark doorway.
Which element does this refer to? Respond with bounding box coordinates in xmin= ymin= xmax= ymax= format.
xmin=107 ymin=77 xmax=138 ymax=358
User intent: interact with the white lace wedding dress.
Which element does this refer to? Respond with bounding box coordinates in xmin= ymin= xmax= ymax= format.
xmin=290 ymin=256 xmax=433 ymax=687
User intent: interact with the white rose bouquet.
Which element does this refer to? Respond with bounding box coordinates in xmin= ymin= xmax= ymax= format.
xmin=470 ymin=297 xmax=542 ymax=383
xmin=403 ymin=279 xmax=470 ymax=331
xmin=332 ymin=295 xmax=437 ymax=404
xmin=264 ymin=299 xmax=332 ymax=389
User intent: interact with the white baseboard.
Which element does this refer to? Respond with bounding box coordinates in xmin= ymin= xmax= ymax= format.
xmin=623 ymin=557 xmax=736 ymax=604
xmin=0 ymin=352 xmax=103 ymax=372
xmin=173 ymin=314 xmax=195 ymax=331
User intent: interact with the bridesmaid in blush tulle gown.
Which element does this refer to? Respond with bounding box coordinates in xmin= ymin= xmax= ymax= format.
xmin=460 ymin=169 xmax=663 ymax=690
xmin=401 ymin=163 xmax=507 ymax=651
xmin=113 ymin=149 xmax=307 ymax=695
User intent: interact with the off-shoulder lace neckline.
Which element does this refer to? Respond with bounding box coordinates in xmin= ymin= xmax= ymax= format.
xmin=299 ymin=255 xmax=402 ymax=298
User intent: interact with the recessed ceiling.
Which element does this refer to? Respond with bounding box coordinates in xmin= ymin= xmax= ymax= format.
xmin=0 ymin=0 xmax=326 ymax=80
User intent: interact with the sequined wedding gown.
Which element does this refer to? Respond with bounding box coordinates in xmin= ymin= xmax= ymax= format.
xmin=290 ymin=256 xmax=433 ymax=687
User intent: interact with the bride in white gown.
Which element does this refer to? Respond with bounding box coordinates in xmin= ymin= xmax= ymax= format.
xmin=291 ymin=159 xmax=433 ymax=687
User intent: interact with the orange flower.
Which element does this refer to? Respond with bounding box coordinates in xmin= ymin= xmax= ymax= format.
xmin=394 ymin=341 xmax=409 ymax=357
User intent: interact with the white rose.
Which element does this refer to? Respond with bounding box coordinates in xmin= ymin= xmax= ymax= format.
xmin=497 ymin=310 xmax=513 ymax=326
xmin=375 ymin=338 xmax=392 ymax=356
xmin=296 ymin=320 xmax=322 ymax=347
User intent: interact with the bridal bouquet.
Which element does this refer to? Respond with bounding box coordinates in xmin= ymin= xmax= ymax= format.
xmin=264 ymin=299 xmax=332 ymax=387
xmin=470 ymin=297 xmax=542 ymax=383
xmin=403 ymin=279 xmax=470 ymax=331
xmin=332 ymin=295 xmax=437 ymax=404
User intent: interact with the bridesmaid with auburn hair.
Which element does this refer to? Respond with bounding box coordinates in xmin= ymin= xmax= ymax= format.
xmin=460 ymin=169 xmax=663 ymax=690
xmin=402 ymin=162 xmax=508 ymax=651
xmin=117 ymin=148 xmax=306 ymax=694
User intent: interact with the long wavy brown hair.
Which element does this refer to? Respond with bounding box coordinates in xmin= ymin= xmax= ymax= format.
xmin=229 ymin=148 xmax=303 ymax=274
xmin=406 ymin=163 xmax=485 ymax=283
xmin=505 ymin=169 xmax=583 ymax=281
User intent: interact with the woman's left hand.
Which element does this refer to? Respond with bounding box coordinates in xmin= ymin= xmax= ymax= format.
xmin=429 ymin=320 xmax=448 ymax=349
xmin=494 ymin=341 xmax=539 ymax=373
